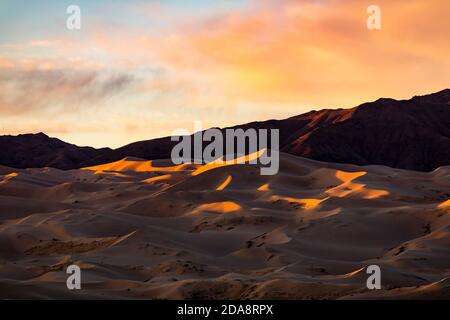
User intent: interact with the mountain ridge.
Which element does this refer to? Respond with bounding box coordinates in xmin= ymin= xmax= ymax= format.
xmin=2 ymin=89 xmax=449 ymax=171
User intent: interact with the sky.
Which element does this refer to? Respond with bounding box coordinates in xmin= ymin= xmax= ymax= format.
xmin=0 ymin=0 xmax=449 ymax=148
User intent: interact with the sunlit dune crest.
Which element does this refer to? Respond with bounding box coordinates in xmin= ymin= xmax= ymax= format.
xmin=5 ymin=172 xmax=19 ymax=178
xmin=83 ymin=157 xmax=194 ymax=173
xmin=0 ymin=172 xmax=19 ymax=184
xmin=362 ymin=189 xmax=390 ymax=199
xmin=216 ymin=175 xmax=232 ymax=191
xmin=92 ymin=170 xmax=131 ymax=178
xmin=418 ymin=278 xmax=450 ymax=292
xmin=438 ymin=199 xmax=450 ymax=209
xmin=192 ymin=149 xmax=266 ymax=176
xmin=343 ymin=267 xmax=366 ymax=278
xmin=326 ymin=170 xmax=389 ymax=199
xmin=84 ymin=150 xmax=266 ymax=179
xmin=196 ymin=201 xmax=242 ymax=213
xmin=108 ymin=230 xmax=137 ymax=248
xmin=336 ymin=171 xmax=366 ymax=182
xmin=271 ymin=195 xmax=329 ymax=210
xmin=318 ymin=266 xmax=366 ymax=280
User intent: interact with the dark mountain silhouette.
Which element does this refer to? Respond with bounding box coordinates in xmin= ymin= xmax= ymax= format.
xmin=0 ymin=133 xmax=110 ymax=170
xmin=279 ymin=89 xmax=450 ymax=171
xmin=2 ymin=89 xmax=449 ymax=171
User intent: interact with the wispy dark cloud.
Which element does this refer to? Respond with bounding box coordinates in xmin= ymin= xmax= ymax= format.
xmin=0 ymin=63 xmax=135 ymax=115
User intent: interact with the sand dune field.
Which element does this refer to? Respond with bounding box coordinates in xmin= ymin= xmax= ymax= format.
xmin=0 ymin=153 xmax=449 ymax=299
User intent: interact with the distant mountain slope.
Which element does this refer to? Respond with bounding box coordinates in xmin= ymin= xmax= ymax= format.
xmin=0 ymin=133 xmax=110 ymax=170
xmin=2 ymin=89 xmax=450 ymax=171
xmin=280 ymin=89 xmax=450 ymax=171
xmin=82 ymin=89 xmax=450 ymax=172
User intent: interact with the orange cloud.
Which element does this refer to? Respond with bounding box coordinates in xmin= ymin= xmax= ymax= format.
xmin=156 ymin=0 xmax=450 ymax=108
xmin=0 ymin=57 xmax=15 ymax=69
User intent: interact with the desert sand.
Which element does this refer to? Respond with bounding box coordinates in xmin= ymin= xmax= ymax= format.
xmin=0 ymin=153 xmax=449 ymax=299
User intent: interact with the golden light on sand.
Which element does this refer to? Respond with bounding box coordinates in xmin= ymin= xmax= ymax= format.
xmin=326 ymin=170 xmax=390 ymax=199
xmin=271 ymin=195 xmax=329 ymax=210
xmin=196 ymin=201 xmax=242 ymax=213
xmin=216 ymin=176 xmax=232 ymax=191
xmin=191 ymin=149 xmax=266 ymax=176
xmin=438 ymin=199 xmax=450 ymax=210
xmin=84 ymin=157 xmax=193 ymax=173
xmin=143 ymin=174 xmax=173 ymax=184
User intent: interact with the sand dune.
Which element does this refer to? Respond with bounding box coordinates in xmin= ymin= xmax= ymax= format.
xmin=0 ymin=153 xmax=449 ymax=299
